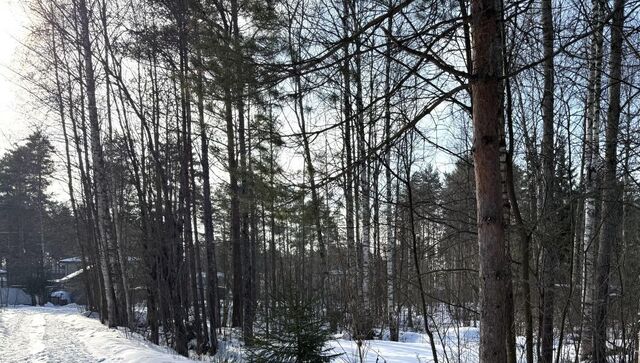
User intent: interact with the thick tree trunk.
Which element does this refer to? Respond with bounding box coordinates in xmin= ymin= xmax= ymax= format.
xmin=470 ymin=0 xmax=511 ymax=360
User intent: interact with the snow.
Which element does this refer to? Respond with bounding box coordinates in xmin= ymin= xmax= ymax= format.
xmin=0 ymin=305 xmax=577 ymax=362
xmin=59 ymin=257 xmax=82 ymax=263
xmin=327 ymin=328 xmax=577 ymax=363
xmin=50 ymin=291 xmax=72 ymax=301
xmin=50 ymin=267 xmax=88 ymax=283
xmin=328 ymin=329 xmax=481 ymax=363
xmin=0 ymin=305 xmax=195 ymax=362
xmin=331 ymin=339 xmax=441 ymax=362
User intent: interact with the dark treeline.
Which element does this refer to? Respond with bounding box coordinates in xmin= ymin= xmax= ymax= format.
xmin=7 ymin=0 xmax=640 ymax=361
xmin=0 ymin=132 xmax=77 ymax=305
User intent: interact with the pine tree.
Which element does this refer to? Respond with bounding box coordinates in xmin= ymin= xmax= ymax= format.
xmin=248 ymin=286 xmax=338 ymax=363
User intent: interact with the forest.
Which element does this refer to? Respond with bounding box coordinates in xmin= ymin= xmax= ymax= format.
xmin=0 ymin=0 xmax=638 ymax=361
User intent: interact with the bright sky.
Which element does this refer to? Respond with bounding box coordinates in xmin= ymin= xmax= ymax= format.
xmin=0 ymin=1 xmax=68 ymax=200
xmin=0 ymin=0 xmax=457 ymax=201
xmin=0 ymin=0 xmax=30 ymax=152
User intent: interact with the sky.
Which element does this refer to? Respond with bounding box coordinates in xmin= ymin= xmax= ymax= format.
xmin=0 ymin=0 xmax=30 ymax=153
xmin=0 ymin=0 xmax=458 ymax=203
xmin=0 ymin=0 xmax=69 ymax=200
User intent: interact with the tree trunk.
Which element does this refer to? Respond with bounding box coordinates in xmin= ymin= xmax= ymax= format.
xmin=539 ymin=0 xmax=556 ymax=360
xmin=353 ymin=6 xmax=371 ymax=312
xmin=403 ymin=139 xmax=439 ymax=363
xmin=196 ymin=57 xmax=219 ymax=354
xmin=593 ymin=0 xmax=625 ymax=360
xmin=580 ymin=0 xmax=605 ymax=359
xmin=470 ymin=0 xmax=511 ymax=359
xmin=78 ymin=0 xmax=119 ymax=328
xmin=225 ymin=86 xmax=243 ymax=329
xmin=384 ymin=2 xmax=398 ymax=341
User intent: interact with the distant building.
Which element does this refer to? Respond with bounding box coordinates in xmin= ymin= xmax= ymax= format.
xmin=56 ymin=257 xmax=83 ymax=277
xmin=47 ymin=257 xmax=86 ymax=305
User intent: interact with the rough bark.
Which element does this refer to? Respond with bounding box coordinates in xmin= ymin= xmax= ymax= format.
xmin=470 ymin=0 xmax=511 ymax=359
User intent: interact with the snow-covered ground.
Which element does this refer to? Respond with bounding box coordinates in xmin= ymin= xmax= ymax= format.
xmin=328 ymin=330 xmax=577 ymax=363
xmin=0 ymin=305 xmax=193 ymax=362
xmin=0 ymin=304 xmax=482 ymax=362
xmin=0 ymin=305 xmax=577 ymax=362
xmin=328 ymin=329 xmax=481 ymax=363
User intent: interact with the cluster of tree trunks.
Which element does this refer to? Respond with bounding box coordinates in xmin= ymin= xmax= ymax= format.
xmin=20 ymin=0 xmax=639 ymax=361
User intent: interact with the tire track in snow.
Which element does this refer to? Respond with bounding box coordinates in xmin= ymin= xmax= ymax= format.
xmin=0 ymin=306 xmax=193 ymax=362
xmin=37 ymin=311 xmax=96 ymax=362
xmin=27 ymin=312 xmax=46 ymax=361
xmin=0 ymin=307 xmax=95 ymax=362
xmin=0 ymin=308 xmax=46 ymax=362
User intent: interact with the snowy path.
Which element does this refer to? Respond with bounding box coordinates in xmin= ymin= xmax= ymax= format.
xmin=0 ymin=305 xmax=193 ymax=363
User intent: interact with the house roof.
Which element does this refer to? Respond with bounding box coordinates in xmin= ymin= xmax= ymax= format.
xmin=60 ymin=257 xmax=82 ymax=263
xmin=50 ymin=266 xmax=90 ymax=283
